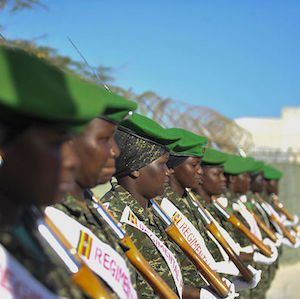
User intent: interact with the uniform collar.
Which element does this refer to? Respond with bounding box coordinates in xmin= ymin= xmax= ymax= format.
xmin=112 ymin=183 xmax=150 ymax=222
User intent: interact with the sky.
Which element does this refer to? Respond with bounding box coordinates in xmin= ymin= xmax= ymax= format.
xmin=1 ymin=0 xmax=300 ymax=119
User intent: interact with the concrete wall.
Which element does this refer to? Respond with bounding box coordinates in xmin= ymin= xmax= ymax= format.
xmin=236 ymin=107 xmax=300 ymax=152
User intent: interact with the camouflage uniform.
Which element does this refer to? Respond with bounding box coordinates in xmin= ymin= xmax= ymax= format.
xmin=55 ymin=194 xmax=141 ymax=298
xmin=102 ymin=183 xmax=206 ymax=298
xmin=0 ymin=207 xmax=87 ymax=298
xmin=248 ymin=192 xmax=280 ymax=297
xmin=195 ymin=193 xmax=252 ymax=299
xmin=229 ymin=191 xmax=272 ymax=299
xmin=261 ymin=193 xmax=281 ymax=294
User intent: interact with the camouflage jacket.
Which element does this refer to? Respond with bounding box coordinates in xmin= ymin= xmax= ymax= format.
xmin=102 ymin=183 xmax=205 ymax=297
xmin=162 ymin=185 xmax=223 ymax=262
xmin=0 ymin=206 xmax=87 ymax=298
xmin=55 ymin=194 xmax=140 ymax=298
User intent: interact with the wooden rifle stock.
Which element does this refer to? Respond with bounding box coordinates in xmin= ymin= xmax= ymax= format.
xmin=165 ymin=224 xmax=230 ymax=298
xmin=186 ymin=190 xmax=253 ymax=282
xmin=85 ymin=190 xmax=178 ymax=299
xmin=227 ymin=214 xmax=272 ymax=257
xmin=43 ymin=213 xmax=112 ymax=299
xmin=272 ymin=196 xmax=295 ymax=222
xmin=271 ymin=195 xmax=300 ymax=235
xmin=292 ymin=225 xmax=300 ymax=234
xmin=206 ymin=222 xmax=253 ymax=282
xmin=269 ymin=213 xmax=296 ymax=245
xmin=249 ymin=211 xmax=278 ymax=243
xmin=213 ymin=201 xmax=273 ymax=257
xmin=255 ymin=194 xmax=297 ymax=245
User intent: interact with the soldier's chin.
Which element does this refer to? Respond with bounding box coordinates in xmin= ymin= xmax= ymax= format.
xmin=187 ymin=181 xmax=200 ymax=189
xmin=97 ymin=168 xmax=116 ymax=184
xmin=151 ymin=187 xmax=165 ymax=198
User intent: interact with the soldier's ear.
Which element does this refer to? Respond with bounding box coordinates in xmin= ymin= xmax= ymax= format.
xmin=129 ymin=170 xmax=140 ymax=179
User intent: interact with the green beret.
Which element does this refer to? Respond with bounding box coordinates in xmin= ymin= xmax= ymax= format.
xmin=202 ymin=148 xmax=228 ymax=165
xmin=248 ymin=159 xmax=265 ymax=174
xmin=0 ymin=45 xmax=108 ymax=131
xmin=263 ymin=165 xmax=283 ymax=180
xmin=119 ymin=113 xmax=179 ymax=146
xmin=223 ymin=155 xmax=255 ymax=175
xmin=166 ymin=128 xmax=208 ymax=157
xmin=101 ymin=95 xmax=138 ymax=124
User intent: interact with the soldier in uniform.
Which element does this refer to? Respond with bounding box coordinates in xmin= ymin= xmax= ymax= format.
xmin=223 ymin=158 xmax=266 ymax=299
xmin=247 ymin=160 xmax=282 ymax=299
xmin=194 ymin=149 xmax=266 ymax=299
xmin=263 ymin=164 xmax=300 ymax=246
xmin=163 ymin=129 xmax=224 ymax=264
xmin=162 ymin=128 xmax=252 ymax=283
xmin=194 ymin=154 xmax=257 ymax=258
xmin=263 ymin=165 xmax=282 ymax=199
xmin=223 ymin=156 xmax=281 ymax=299
xmin=49 ymin=95 xmax=141 ymax=298
xmin=161 ymin=129 xmax=265 ymax=297
xmin=102 ymin=113 xmax=236 ymax=299
xmin=0 ymin=45 xmax=109 ymax=298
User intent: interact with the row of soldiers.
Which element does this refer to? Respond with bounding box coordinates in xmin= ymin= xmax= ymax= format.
xmin=0 ymin=44 xmax=299 ymax=299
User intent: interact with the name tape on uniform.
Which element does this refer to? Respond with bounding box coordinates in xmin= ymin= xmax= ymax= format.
xmin=0 ymin=243 xmax=58 ymax=299
xmin=121 ymin=206 xmax=183 ymax=298
xmin=161 ymin=198 xmax=216 ymax=268
xmin=45 ymin=207 xmax=137 ymax=299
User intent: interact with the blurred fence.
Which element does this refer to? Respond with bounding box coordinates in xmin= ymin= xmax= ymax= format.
xmin=113 ymin=88 xmax=254 ymax=154
xmin=250 ymin=148 xmax=300 ymax=164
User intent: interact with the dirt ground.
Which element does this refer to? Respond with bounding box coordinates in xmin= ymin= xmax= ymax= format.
xmin=266 ymin=261 xmax=300 ymax=299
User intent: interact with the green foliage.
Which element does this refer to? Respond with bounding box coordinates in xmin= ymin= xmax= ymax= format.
xmin=0 ymin=38 xmax=115 ymax=85
xmin=0 ymin=0 xmax=46 ymax=12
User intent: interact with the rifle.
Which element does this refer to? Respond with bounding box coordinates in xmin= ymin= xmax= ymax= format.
xmin=28 ymin=206 xmax=112 ymax=299
xmin=248 ymin=210 xmax=278 ymax=243
xmin=211 ymin=199 xmax=273 ymax=257
xmin=249 ymin=198 xmax=278 ymax=243
xmin=271 ymin=194 xmax=295 ymax=222
xmin=84 ymin=189 xmax=179 ymax=299
xmin=186 ymin=189 xmax=254 ymax=282
xmin=291 ymin=225 xmax=300 ymax=234
xmin=150 ymin=199 xmax=230 ymax=298
xmin=255 ymin=193 xmax=296 ymax=245
xmin=248 ymin=209 xmax=278 ymax=243
xmin=270 ymin=195 xmax=300 ymax=234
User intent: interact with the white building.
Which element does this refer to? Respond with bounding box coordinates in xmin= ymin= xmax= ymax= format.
xmin=235 ymin=107 xmax=300 ymax=162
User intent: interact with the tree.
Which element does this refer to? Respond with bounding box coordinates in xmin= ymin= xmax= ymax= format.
xmin=0 ymin=1 xmax=115 ymax=85
xmin=0 ymin=38 xmax=115 ymax=85
xmin=0 ymin=0 xmax=46 ymax=13
xmin=0 ymin=0 xmax=46 ymax=33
